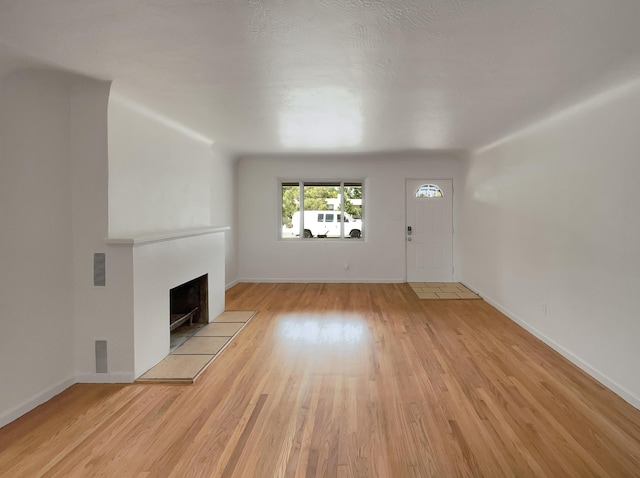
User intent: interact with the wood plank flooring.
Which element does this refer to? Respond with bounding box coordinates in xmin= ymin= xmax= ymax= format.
xmin=1 ymin=283 xmax=640 ymax=477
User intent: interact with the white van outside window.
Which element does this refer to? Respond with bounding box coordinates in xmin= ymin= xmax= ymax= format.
xmin=291 ymin=210 xmax=362 ymax=239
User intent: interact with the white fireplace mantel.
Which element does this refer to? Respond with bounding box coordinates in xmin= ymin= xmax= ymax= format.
xmin=105 ymin=226 xmax=230 ymax=246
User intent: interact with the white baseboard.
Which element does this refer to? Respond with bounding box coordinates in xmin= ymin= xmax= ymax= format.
xmin=472 ymin=284 xmax=640 ymax=411
xmin=75 ymin=371 xmax=135 ymax=383
xmin=225 ymin=278 xmax=241 ymax=290
xmin=0 ymin=375 xmax=75 ymax=429
xmin=236 ymin=277 xmax=405 ymax=284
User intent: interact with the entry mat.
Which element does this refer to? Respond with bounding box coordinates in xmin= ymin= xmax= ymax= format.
xmin=408 ymin=282 xmax=481 ymax=300
xmin=136 ymin=310 xmax=257 ymax=384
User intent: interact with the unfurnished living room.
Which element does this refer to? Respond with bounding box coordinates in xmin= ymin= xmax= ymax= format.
xmin=1 ymin=1 xmax=640 ymax=476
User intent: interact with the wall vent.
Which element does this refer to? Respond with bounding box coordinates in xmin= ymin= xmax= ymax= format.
xmin=93 ymin=253 xmax=106 ymax=286
xmin=95 ymin=340 xmax=108 ymax=373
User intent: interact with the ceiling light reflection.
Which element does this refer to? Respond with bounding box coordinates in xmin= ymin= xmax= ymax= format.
xmin=279 ymin=87 xmax=363 ymax=149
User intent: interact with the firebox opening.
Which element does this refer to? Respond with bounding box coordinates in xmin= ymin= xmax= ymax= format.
xmin=169 ymin=274 xmax=209 ymax=351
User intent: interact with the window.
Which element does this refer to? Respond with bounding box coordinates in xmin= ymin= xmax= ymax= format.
xmin=281 ymin=181 xmax=363 ymax=239
xmin=415 ymin=184 xmax=443 ymax=198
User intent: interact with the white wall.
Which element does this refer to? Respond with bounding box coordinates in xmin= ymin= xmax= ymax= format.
xmin=108 ymin=94 xmax=212 ymax=236
xmin=108 ymin=94 xmax=237 ymax=286
xmin=211 ymin=148 xmax=238 ymax=286
xmin=0 ymin=70 xmax=76 ymax=425
xmin=237 ymin=153 xmax=464 ymax=282
xmin=71 ymin=78 xmax=137 ymax=383
xmin=461 ymin=77 xmax=640 ymax=407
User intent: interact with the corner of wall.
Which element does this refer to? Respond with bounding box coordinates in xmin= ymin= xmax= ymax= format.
xmin=0 ymin=376 xmax=76 ymax=429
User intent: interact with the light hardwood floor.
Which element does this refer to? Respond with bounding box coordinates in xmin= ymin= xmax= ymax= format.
xmin=1 ymin=283 xmax=640 ymax=477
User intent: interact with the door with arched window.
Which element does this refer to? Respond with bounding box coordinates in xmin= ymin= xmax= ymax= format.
xmin=405 ymin=179 xmax=453 ymax=282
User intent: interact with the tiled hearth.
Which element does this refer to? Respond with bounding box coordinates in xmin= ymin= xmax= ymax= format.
xmin=170 ymin=321 xmax=207 ymax=351
xmin=137 ymin=310 xmax=256 ymax=383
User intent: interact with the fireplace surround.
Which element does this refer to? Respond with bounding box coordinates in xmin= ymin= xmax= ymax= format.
xmin=105 ymin=226 xmax=228 ymax=378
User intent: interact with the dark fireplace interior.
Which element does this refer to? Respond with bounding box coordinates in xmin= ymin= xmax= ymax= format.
xmin=170 ymin=274 xmax=209 ymax=340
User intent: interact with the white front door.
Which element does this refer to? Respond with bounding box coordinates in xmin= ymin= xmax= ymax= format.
xmin=406 ymin=179 xmax=453 ymax=282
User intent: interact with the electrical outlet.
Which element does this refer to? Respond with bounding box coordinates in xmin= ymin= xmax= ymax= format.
xmin=541 ymin=303 xmax=547 ymax=315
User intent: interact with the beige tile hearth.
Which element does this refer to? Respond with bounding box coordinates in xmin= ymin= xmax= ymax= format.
xmin=172 ymin=336 xmax=230 ymax=355
xmin=211 ymin=310 xmax=256 ymax=323
xmin=137 ymin=355 xmax=213 ymax=383
xmin=196 ymin=322 xmax=244 ymax=337
xmin=136 ymin=309 xmax=257 ymax=383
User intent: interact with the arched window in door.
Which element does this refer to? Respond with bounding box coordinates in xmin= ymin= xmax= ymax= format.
xmin=415 ymin=184 xmax=443 ymax=198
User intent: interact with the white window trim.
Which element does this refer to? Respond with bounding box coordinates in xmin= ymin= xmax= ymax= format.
xmin=279 ymin=179 xmax=365 ymax=241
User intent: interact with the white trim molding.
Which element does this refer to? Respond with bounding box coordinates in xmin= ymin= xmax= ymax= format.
xmin=105 ymin=226 xmax=230 ymax=246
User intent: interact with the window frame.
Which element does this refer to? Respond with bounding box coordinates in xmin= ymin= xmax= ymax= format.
xmin=279 ymin=179 xmax=365 ymax=241
xmin=415 ymin=183 xmax=444 ymax=198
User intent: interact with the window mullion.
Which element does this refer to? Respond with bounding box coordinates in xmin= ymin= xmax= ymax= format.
xmin=299 ymin=181 xmax=304 ymax=239
xmin=340 ymin=182 xmax=345 ymax=239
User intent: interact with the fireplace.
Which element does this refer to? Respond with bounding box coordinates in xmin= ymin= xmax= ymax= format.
xmin=170 ymin=274 xmax=209 ymax=335
xmin=103 ymin=227 xmax=227 ymax=379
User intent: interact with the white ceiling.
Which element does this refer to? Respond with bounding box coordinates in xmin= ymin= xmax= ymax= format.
xmin=2 ymin=0 xmax=640 ymax=155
